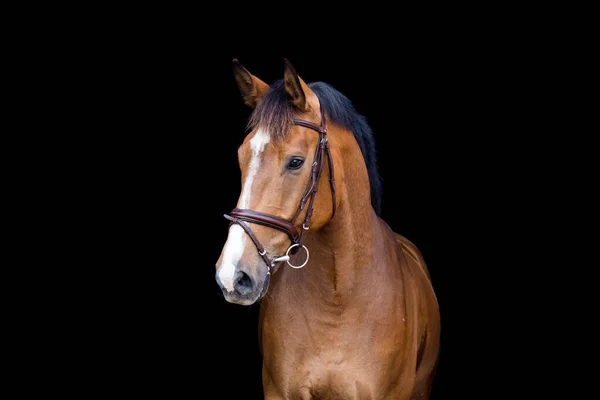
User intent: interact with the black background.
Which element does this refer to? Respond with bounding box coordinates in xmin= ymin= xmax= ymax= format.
xmin=94 ymin=46 xmax=535 ymax=398
xmin=32 ymin=7 xmax=588 ymax=397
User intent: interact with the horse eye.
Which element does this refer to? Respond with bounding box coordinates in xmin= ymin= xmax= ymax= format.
xmin=287 ymin=158 xmax=304 ymax=170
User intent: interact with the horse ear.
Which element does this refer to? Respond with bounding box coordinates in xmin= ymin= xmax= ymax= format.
xmin=283 ymin=58 xmax=310 ymax=112
xmin=233 ymin=59 xmax=270 ymax=108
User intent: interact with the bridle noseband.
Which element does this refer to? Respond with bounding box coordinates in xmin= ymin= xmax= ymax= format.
xmin=224 ymin=102 xmax=336 ymax=275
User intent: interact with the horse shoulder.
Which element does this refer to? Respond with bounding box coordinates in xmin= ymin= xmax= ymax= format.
xmin=395 ymin=234 xmax=431 ymax=280
xmin=395 ymin=234 xmax=441 ymax=399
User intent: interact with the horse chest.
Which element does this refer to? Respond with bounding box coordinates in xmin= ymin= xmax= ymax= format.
xmin=264 ymin=323 xmax=405 ymax=399
xmin=290 ymin=368 xmax=371 ymax=400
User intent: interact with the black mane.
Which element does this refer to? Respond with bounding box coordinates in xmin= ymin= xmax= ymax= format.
xmin=248 ymin=80 xmax=383 ymax=215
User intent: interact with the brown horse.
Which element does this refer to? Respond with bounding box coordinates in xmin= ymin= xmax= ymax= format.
xmin=215 ymin=59 xmax=440 ymax=399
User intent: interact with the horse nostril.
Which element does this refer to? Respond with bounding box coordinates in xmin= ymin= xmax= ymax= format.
xmin=234 ymin=271 xmax=254 ymax=295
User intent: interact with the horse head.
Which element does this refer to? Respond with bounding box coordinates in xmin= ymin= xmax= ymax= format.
xmin=215 ymin=59 xmax=338 ymax=305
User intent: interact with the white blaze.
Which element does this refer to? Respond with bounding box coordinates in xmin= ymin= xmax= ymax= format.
xmin=218 ymin=129 xmax=270 ymax=292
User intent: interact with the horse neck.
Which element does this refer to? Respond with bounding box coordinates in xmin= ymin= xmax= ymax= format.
xmin=273 ymin=126 xmax=382 ymax=306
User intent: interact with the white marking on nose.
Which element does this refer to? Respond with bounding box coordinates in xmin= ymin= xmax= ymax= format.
xmin=218 ymin=225 xmax=245 ymax=292
xmin=218 ymin=129 xmax=271 ymax=292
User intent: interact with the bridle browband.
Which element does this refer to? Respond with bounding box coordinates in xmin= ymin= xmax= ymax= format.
xmin=224 ymin=102 xmax=336 ymax=275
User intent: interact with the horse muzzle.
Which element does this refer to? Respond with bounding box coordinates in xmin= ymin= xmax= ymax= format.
xmin=215 ymin=264 xmax=271 ymax=305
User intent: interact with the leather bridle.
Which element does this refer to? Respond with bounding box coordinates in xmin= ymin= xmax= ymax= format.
xmin=224 ymin=102 xmax=336 ymax=275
